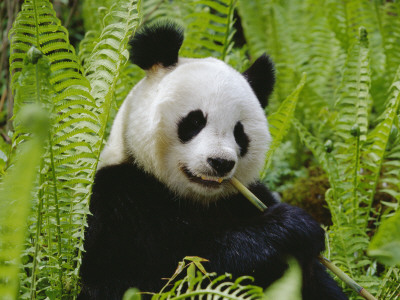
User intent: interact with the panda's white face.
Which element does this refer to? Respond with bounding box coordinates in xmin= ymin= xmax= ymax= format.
xmin=150 ymin=58 xmax=271 ymax=201
xmin=99 ymin=22 xmax=275 ymax=204
xmin=99 ymin=57 xmax=271 ymax=203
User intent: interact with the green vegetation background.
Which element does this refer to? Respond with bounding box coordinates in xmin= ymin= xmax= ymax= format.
xmin=0 ymin=0 xmax=399 ymax=299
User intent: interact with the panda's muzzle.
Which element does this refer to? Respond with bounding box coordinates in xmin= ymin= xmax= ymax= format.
xmin=180 ymin=165 xmax=228 ymax=188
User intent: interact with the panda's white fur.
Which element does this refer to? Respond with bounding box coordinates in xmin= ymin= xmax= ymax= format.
xmin=99 ymin=57 xmax=271 ymax=202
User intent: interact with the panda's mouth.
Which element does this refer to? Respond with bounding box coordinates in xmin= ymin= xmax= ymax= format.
xmin=181 ymin=166 xmax=227 ymax=188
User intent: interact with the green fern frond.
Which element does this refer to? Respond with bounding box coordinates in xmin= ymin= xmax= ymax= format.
xmin=78 ymin=30 xmax=101 ymax=68
xmin=261 ymin=73 xmax=306 ymax=179
xmin=151 ymin=259 xmax=302 ymax=300
xmin=293 ymin=10 xmax=344 ymax=109
xmin=335 ymin=27 xmax=371 ymax=143
xmin=326 ymin=0 xmax=377 ymax=52
xmin=329 ymin=27 xmax=371 ymax=225
xmin=10 ymin=47 xmax=65 ymax=298
xmin=292 ymin=120 xmax=341 ymax=224
xmin=292 ymin=118 xmax=373 ymax=280
xmin=154 ymin=272 xmax=263 ymax=300
xmin=324 ymin=196 xmax=376 ymax=296
xmin=327 ymin=223 xmax=370 ymax=277
xmin=85 ymin=0 xmax=141 ymax=138
xmin=359 ymin=66 xmax=400 ymax=229
xmin=9 ymin=0 xmax=85 ymax=93
xmin=180 ymin=0 xmax=236 ymax=61
xmin=292 ymin=118 xmax=339 ymax=190
xmin=81 ymin=0 xmax=114 ymax=32
xmin=142 ymin=0 xmax=192 ymax=26
xmin=63 ymin=5 xmax=144 ymax=288
xmin=12 ymin=48 xmax=54 ymax=132
xmin=236 ymin=0 xmax=270 ymax=58
xmin=379 ymin=136 xmax=400 ymax=211
xmin=238 ymin=1 xmax=297 ymax=108
xmin=375 ymin=267 xmax=400 ymax=300
xmin=381 ymin=2 xmax=400 ymax=87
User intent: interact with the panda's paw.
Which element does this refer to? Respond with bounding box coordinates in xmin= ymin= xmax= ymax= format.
xmin=263 ymin=203 xmax=325 ymax=258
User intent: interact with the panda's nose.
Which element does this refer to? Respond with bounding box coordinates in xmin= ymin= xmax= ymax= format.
xmin=207 ymin=157 xmax=235 ymax=176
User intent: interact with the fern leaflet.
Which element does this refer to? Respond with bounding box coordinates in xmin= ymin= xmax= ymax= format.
xmin=261 ymin=73 xmax=306 ymax=179
xmin=180 ymin=0 xmax=236 ymax=61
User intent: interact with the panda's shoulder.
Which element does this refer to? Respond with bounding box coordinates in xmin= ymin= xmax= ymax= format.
xmin=90 ymin=163 xmax=166 ymax=210
xmin=93 ymin=163 xmax=142 ymax=191
xmin=248 ymin=181 xmax=279 ymax=207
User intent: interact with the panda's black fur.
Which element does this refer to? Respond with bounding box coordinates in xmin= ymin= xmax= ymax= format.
xmin=78 ymin=21 xmax=348 ymax=300
xmin=129 ymin=21 xmax=184 ymax=70
xmin=242 ymin=55 xmax=275 ymax=108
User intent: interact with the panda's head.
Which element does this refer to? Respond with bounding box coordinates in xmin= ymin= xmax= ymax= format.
xmin=100 ymin=21 xmax=275 ymax=203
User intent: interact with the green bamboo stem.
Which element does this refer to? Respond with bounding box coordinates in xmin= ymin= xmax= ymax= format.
xmin=230 ymin=177 xmax=378 ymax=300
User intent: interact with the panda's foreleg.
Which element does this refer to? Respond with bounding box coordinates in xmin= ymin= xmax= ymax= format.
xmin=301 ymin=259 xmax=348 ymax=300
xmin=207 ymin=202 xmax=325 ymax=270
xmin=197 ymin=202 xmax=346 ymax=299
xmin=239 ymin=183 xmax=348 ymax=299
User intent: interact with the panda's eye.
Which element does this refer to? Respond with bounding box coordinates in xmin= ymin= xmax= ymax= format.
xmin=178 ymin=110 xmax=207 ymax=143
xmin=234 ymin=121 xmax=250 ymax=156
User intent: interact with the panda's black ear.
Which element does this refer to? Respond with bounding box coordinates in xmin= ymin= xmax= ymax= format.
xmin=129 ymin=21 xmax=184 ymax=70
xmin=243 ymin=54 xmax=275 ymax=108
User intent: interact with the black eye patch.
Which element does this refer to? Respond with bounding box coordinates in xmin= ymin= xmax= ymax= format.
xmin=178 ymin=110 xmax=207 ymax=143
xmin=234 ymin=121 xmax=250 ymax=156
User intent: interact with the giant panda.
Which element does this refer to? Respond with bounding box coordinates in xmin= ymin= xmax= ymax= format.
xmin=78 ymin=22 xmax=347 ymax=300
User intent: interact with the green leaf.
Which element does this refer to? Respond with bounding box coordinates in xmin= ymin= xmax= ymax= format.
xmin=263 ymin=259 xmax=302 ymax=300
xmin=369 ymin=210 xmax=400 ymax=266
xmin=0 ymin=110 xmax=46 ymax=299
xmin=123 ymin=288 xmax=142 ymax=300
xmin=85 ymin=0 xmax=141 ymax=128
